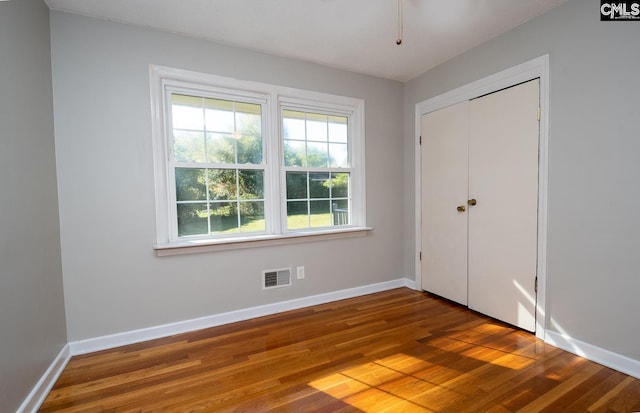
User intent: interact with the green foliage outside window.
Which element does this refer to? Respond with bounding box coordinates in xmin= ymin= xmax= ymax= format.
xmin=172 ymin=95 xmax=265 ymax=236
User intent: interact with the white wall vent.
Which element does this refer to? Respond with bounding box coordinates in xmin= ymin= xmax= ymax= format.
xmin=263 ymin=268 xmax=291 ymax=289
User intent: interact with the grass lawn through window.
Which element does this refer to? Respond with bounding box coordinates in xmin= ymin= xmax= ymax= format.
xmin=178 ymin=213 xmax=336 ymax=237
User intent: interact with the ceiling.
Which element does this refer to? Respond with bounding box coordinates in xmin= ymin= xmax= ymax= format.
xmin=44 ymin=0 xmax=569 ymax=82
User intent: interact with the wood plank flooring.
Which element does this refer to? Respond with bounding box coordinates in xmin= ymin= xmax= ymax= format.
xmin=40 ymin=288 xmax=640 ymax=412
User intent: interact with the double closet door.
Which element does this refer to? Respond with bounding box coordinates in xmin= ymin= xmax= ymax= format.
xmin=421 ymin=79 xmax=539 ymax=332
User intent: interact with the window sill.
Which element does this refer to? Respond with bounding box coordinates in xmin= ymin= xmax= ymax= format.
xmin=153 ymin=227 xmax=373 ymax=256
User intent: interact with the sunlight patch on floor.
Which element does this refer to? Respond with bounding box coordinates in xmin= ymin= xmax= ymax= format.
xmin=308 ymin=350 xmax=535 ymax=412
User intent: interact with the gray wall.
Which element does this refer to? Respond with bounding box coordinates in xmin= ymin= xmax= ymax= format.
xmin=404 ymin=0 xmax=640 ymax=361
xmin=49 ymin=11 xmax=405 ymax=341
xmin=0 ymin=0 xmax=67 ymax=410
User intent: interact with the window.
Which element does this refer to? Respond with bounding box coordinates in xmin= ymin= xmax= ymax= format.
xmin=282 ymin=109 xmax=351 ymax=230
xmin=150 ymin=66 xmax=367 ymax=253
xmin=171 ymin=95 xmax=266 ymax=237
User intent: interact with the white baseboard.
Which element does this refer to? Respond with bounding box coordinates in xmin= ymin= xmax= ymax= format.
xmin=545 ymin=329 xmax=640 ymax=379
xmin=404 ymin=277 xmax=416 ymax=290
xmin=69 ymin=278 xmax=413 ymax=356
xmin=16 ymin=344 xmax=71 ymax=413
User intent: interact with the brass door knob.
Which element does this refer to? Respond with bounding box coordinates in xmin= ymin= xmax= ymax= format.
xmin=457 ymin=205 xmax=466 ymax=212
xmin=468 ymin=199 xmax=477 ymax=206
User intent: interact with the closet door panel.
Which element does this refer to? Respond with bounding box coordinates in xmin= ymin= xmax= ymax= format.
xmin=467 ymin=79 xmax=539 ymax=332
xmin=421 ymin=101 xmax=469 ymax=305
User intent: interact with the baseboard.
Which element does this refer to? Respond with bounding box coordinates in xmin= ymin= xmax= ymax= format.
xmin=545 ymin=329 xmax=640 ymax=379
xmin=16 ymin=344 xmax=71 ymax=413
xmin=404 ymin=277 xmax=417 ymax=290
xmin=69 ymin=278 xmax=414 ymax=356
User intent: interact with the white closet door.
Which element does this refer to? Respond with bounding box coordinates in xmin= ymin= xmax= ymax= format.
xmin=468 ymin=79 xmax=540 ymax=332
xmin=421 ymin=101 xmax=469 ymax=306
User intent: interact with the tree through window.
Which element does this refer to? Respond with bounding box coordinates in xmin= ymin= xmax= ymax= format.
xmin=171 ymin=94 xmax=265 ymax=236
xmin=282 ymin=110 xmax=351 ymax=229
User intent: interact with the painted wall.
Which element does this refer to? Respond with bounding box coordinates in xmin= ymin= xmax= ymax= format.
xmin=404 ymin=0 xmax=640 ymax=361
xmin=0 ymin=0 xmax=67 ymax=410
xmin=49 ymin=11 xmax=405 ymax=341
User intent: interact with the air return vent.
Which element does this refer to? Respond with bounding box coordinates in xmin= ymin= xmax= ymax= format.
xmin=263 ymin=268 xmax=291 ymax=289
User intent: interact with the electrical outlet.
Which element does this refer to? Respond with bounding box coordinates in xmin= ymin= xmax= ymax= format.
xmin=296 ymin=266 xmax=305 ymax=279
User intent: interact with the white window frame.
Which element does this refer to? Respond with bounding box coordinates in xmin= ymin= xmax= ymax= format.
xmin=150 ymin=65 xmax=369 ymax=255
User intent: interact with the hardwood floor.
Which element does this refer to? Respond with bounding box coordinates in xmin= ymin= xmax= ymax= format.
xmin=40 ymin=288 xmax=640 ymax=412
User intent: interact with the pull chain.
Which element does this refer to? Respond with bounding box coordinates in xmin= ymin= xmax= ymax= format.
xmin=396 ymin=0 xmax=403 ymax=45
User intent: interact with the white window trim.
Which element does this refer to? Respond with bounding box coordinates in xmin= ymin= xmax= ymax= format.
xmin=149 ymin=65 xmax=370 ymax=255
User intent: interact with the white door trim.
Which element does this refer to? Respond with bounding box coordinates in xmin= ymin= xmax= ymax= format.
xmin=414 ymin=55 xmax=549 ymax=340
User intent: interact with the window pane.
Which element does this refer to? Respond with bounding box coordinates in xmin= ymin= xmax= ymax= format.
xmin=286 ymin=172 xmax=308 ymax=200
xmin=284 ymin=140 xmax=306 ymax=167
xmin=208 ymin=169 xmax=237 ymax=200
xmin=287 ymin=201 xmax=308 ymax=229
xmin=177 ymin=203 xmax=208 ymax=236
xmin=310 ymin=200 xmax=331 ymax=227
xmin=175 ymin=168 xmax=206 ymax=201
xmin=174 ymin=131 xmax=205 ymax=163
xmin=307 ymin=142 xmax=328 ymax=167
xmin=281 ymin=109 xmax=353 ymax=231
xmin=307 ymin=113 xmax=328 ymax=142
xmin=283 ymin=110 xmax=306 ymax=140
xmin=309 ymin=172 xmax=330 ymax=199
xmin=172 ymin=95 xmax=203 ymax=130
xmin=331 ymin=173 xmax=350 ymax=198
xmin=240 ymin=201 xmax=265 ymax=233
xmin=206 ymin=133 xmax=235 ymax=164
xmin=328 ymin=116 xmax=348 ymax=143
xmin=332 ymin=199 xmax=350 ymax=225
xmin=204 ymin=98 xmax=234 ymax=133
xmin=239 ymin=170 xmax=264 ymax=199
xmin=236 ymin=111 xmax=261 ymax=135
xmin=237 ymin=133 xmax=262 ymax=164
xmin=329 ymin=143 xmax=348 ymax=168
xmin=205 ymin=109 xmax=234 ymax=133
xmin=176 ymin=166 xmax=267 ymax=236
xmin=210 ymin=202 xmax=237 ymax=233
xmin=236 ymin=107 xmax=262 ymax=164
